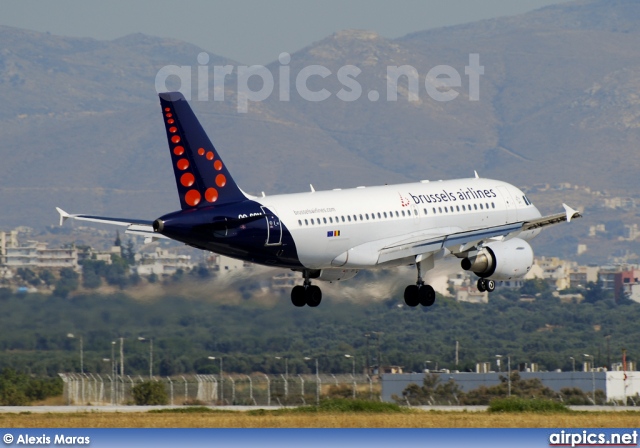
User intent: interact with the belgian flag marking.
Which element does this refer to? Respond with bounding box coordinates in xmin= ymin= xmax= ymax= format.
xmin=327 ymin=230 xmax=341 ymax=237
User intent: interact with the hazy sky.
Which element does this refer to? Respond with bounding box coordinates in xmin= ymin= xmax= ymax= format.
xmin=2 ymin=0 xmax=573 ymax=64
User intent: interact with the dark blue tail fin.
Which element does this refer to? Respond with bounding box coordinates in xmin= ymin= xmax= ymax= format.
xmin=159 ymin=92 xmax=246 ymax=209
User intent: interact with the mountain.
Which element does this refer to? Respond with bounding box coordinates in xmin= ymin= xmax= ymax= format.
xmin=0 ymin=0 xmax=639 ymax=237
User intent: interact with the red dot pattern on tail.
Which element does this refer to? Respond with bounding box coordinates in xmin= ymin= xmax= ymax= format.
xmin=166 ymin=105 xmax=228 ymax=207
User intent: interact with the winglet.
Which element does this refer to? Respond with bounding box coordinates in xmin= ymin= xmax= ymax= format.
xmin=474 ymin=170 xmax=479 ymax=179
xmin=56 ymin=207 xmax=70 ymax=226
xmin=310 ymin=184 xmax=315 ymax=193
xmin=562 ymin=203 xmax=581 ymax=223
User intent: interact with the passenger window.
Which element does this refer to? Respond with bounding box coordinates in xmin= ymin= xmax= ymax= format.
xmin=359 ymin=214 xmax=363 ymax=220
xmin=395 ymin=211 xmax=399 ymax=217
xmin=491 ymin=203 xmax=495 ymax=209
xmin=462 ymin=205 xmax=466 ymax=211
xmin=401 ymin=210 xmax=405 ymax=217
xmin=365 ymin=214 xmax=369 ymax=220
xmin=377 ymin=213 xmax=381 ymax=219
xmin=347 ymin=216 xmax=351 ymax=222
xmin=456 ymin=206 xmax=460 ymax=212
xmin=311 ymin=218 xmax=315 ymax=225
xmin=438 ymin=207 xmax=442 ymax=213
xmin=323 ymin=217 xmax=327 ymax=224
xmin=298 ymin=220 xmax=302 ymax=226
xmin=474 ymin=204 xmax=478 ymax=210
xmin=480 ymin=204 xmax=483 ymax=210
xmin=329 ymin=217 xmax=333 ymax=223
xmin=341 ymin=216 xmax=345 ymax=222
xmin=433 ymin=208 xmax=437 ymax=214
xmin=305 ymin=219 xmax=308 ymax=225
xmin=424 ymin=208 xmax=428 ymax=215
xmin=353 ymin=215 xmax=357 ymax=221
xmin=383 ymin=212 xmax=387 ymax=218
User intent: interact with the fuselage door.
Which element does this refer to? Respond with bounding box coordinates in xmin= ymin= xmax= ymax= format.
xmin=496 ymin=186 xmax=517 ymax=223
xmin=261 ymin=206 xmax=282 ymax=246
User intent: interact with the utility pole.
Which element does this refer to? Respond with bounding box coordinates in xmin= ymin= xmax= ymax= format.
xmin=120 ymin=337 xmax=124 ymax=377
xmin=455 ymin=340 xmax=459 ymax=366
xmin=373 ymin=332 xmax=383 ymax=374
xmin=364 ymin=333 xmax=371 ymax=375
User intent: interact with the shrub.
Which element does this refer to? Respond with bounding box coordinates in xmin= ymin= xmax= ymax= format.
xmin=132 ymin=381 xmax=168 ymax=405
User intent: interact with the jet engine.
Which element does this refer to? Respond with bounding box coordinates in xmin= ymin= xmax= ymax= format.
xmin=461 ymin=238 xmax=533 ymax=281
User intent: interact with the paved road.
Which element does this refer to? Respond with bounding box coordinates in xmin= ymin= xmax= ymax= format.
xmin=0 ymin=405 xmax=638 ymax=413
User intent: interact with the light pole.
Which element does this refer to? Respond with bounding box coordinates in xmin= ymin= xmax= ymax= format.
xmin=111 ymin=341 xmax=116 ymax=404
xmin=372 ymin=331 xmax=384 ymax=374
xmin=275 ymin=356 xmax=288 ymax=378
xmin=304 ymin=357 xmax=319 ymax=405
xmin=138 ymin=337 xmax=153 ymax=379
xmin=67 ymin=333 xmax=83 ymax=374
xmin=208 ymin=356 xmax=223 ymax=404
xmin=507 ymin=355 xmax=511 ymax=396
xmin=569 ymin=356 xmax=575 ymax=372
xmin=345 ymin=354 xmax=356 ymax=399
xmin=364 ymin=333 xmax=371 ymax=375
xmin=344 ymin=354 xmax=355 ymax=377
xmin=584 ymin=354 xmax=595 ymax=404
xmin=275 ymin=356 xmax=288 ymax=400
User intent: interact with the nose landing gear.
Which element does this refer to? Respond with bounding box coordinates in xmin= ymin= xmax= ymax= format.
xmin=403 ymin=260 xmax=436 ymax=307
xmin=291 ymin=271 xmax=322 ymax=307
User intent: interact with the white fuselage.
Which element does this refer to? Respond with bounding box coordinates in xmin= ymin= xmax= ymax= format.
xmin=255 ymin=177 xmax=541 ymax=270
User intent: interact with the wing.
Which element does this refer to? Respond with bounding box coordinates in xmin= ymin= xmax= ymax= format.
xmin=56 ymin=208 xmax=167 ymax=244
xmin=345 ymin=204 xmax=581 ymax=267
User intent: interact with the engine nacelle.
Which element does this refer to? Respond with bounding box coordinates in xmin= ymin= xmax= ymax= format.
xmin=461 ymin=238 xmax=533 ymax=281
xmin=310 ymin=268 xmax=360 ymax=282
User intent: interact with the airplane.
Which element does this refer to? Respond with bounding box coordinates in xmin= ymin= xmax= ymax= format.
xmin=57 ymin=91 xmax=581 ymax=308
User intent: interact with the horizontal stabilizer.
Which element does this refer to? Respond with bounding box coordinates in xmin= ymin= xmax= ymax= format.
xmin=55 ymin=207 xmax=166 ymax=242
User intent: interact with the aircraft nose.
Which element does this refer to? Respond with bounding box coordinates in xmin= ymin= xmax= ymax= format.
xmin=153 ymin=219 xmax=164 ymax=233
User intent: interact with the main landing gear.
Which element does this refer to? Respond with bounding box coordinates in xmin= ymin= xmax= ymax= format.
xmin=291 ymin=271 xmax=322 ymax=307
xmin=476 ymin=278 xmax=496 ymax=292
xmin=404 ymin=261 xmax=436 ymax=307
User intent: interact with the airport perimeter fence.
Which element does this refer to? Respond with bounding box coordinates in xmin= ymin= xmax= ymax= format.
xmin=58 ymin=373 xmax=378 ymax=406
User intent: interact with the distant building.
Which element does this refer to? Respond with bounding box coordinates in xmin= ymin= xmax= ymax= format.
xmin=0 ymin=230 xmax=19 ymax=264
xmin=4 ymin=241 xmax=78 ymax=269
xmin=569 ymin=265 xmax=599 ymax=288
xmin=211 ymin=254 xmax=249 ymax=275
xmin=599 ymin=265 xmax=640 ymax=302
xmin=134 ymin=247 xmax=193 ymax=276
xmin=532 ymin=256 xmax=573 ymax=290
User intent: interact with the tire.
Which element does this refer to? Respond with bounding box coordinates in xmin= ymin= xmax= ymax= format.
xmin=477 ymin=279 xmax=486 ymax=292
xmin=291 ymin=285 xmax=306 ymax=307
xmin=486 ymin=279 xmax=496 ymax=292
xmin=419 ymin=285 xmax=436 ymax=307
xmin=404 ymin=285 xmax=420 ymax=307
xmin=306 ymin=285 xmax=322 ymax=307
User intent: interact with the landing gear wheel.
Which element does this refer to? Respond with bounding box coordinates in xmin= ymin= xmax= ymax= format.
xmin=477 ymin=278 xmax=486 ymax=292
xmin=291 ymin=285 xmax=306 ymax=307
xmin=404 ymin=285 xmax=420 ymax=307
xmin=305 ymin=285 xmax=322 ymax=307
xmin=485 ymin=279 xmax=496 ymax=292
xmin=419 ymin=285 xmax=436 ymax=306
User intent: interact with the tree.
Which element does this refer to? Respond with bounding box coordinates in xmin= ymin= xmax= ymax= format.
xmin=123 ymin=240 xmax=136 ymax=266
xmin=132 ymin=381 xmax=168 ymax=405
xmin=53 ymin=268 xmax=79 ymax=298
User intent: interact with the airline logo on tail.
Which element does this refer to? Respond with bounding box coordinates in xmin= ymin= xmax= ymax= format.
xmin=159 ymin=92 xmax=246 ymax=209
